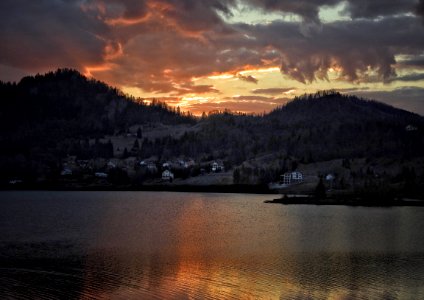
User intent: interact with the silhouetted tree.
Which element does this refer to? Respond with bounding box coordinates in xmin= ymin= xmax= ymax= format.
xmin=315 ymin=177 xmax=326 ymax=200
xmin=122 ymin=147 xmax=129 ymax=159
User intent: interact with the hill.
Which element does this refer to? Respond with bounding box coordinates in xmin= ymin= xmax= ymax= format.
xmin=0 ymin=70 xmax=423 ymax=198
xmin=0 ymin=69 xmax=194 ymax=182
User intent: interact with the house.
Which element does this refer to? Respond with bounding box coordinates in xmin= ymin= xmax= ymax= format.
xmin=107 ymin=161 xmax=117 ymax=168
xmin=211 ymin=161 xmax=224 ymax=172
xmin=60 ymin=168 xmax=73 ymax=176
xmin=9 ymin=179 xmax=23 ymax=185
xmin=281 ymin=171 xmax=303 ymax=185
xmin=95 ymin=172 xmax=108 ymax=178
xmin=77 ymin=160 xmax=89 ymax=169
xmin=405 ymin=124 xmax=418 ymax=131
xmin=325 ymin=173 xmax=335 ymax=190
xmin=147 ymin=162 xmax=158 ymax=173
xmin=325 ymin=174 xmax=335 ymax=181
xmin=187 ymin=159 xmax=195 ymax=167
xmin=162 ymin=170 xmax=174 ymax=181
xmin=177 ymin=158 xmax=195 ymax=169
xmin=291 ymin=171 xmax=303 ymax=181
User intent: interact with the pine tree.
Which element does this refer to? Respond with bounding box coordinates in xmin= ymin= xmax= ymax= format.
xmin=133 ymin=139 xmax=140 ymax=149
xmin=122 ymin=147 xmax=129 ymax=159
xmin=315 ymin=177 xmax=326 ymax=200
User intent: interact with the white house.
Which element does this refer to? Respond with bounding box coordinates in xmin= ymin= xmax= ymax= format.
xmin=211 ymin=161 xmax=224 ymax=172
xmin=107 ymin=161 xmax=117 ymax=168
xmin=405 ymin=124 xmax=418 ymax=131
xmin=281 ymin=171 xmax=303 ymax=185
xmin=326 ymin=173 xmax=335 ymax=190
xmin=291 ymin=171 xmax=303 ymax=181
xmin=162 ymin=170 xmax=174 ymax=181
xmin=147 ymin=162 xmax=157 ymax=173
xmin=95 ymin=172 xmax=108 ymax=178
xmin=325 ymin=174 xmax=335 ymax=181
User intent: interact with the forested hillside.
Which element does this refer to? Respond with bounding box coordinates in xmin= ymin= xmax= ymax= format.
xmin=1 ymin=70 xmax=423 ymax=196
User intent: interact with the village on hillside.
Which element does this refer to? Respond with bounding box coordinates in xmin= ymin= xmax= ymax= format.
xmin=6 ymin=119 xmax=414 ymax=199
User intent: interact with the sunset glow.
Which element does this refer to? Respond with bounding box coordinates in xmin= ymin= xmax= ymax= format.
xmin=1 ymin=0 xmax=424 ymax=114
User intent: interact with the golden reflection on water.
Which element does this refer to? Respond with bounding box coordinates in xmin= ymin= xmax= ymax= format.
xmin=73 ymin=193 xmax=424 ymax=299
xmin=79 ymin=249 xmax=423 ymax=299
xmin=1 ymin=192 xmax=424 ymax=299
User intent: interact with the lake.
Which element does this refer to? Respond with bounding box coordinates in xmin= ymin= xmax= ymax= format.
xmin=1 ymin=191 xmax=424 ymax=299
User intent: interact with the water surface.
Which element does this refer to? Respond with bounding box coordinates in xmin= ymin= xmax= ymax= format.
xmin=1 ymin=191 xmax=424 ymax=299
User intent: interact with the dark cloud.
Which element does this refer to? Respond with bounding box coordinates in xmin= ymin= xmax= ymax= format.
xmin=244 ymin=0 xmax=338 ymax=22
xmin=236 ymin=73 xmax=258 ymax=84
xmin=336 ymin=87 xmax=370 ymax=93
xmin=172 ymin=83 xmax=220 ymax=95
xmin=0 ymin=0 xmax=109 ymax=72
xmin=393 ymin=73 xmax=424 ymax=82
xmin=397 ymin=55 xmax=424 ymax=69
xmin=252 ymin=88 xmax=295 ymax=95
xmin=244 ymin=0 xmax=418 ymax=22
xmin=345 ymin=0 xmax=417 ymax=19
xmin=240 ymin=16 xmax=424 ymax=83
xmin=352 ymin=87 xmax=424 ymax=115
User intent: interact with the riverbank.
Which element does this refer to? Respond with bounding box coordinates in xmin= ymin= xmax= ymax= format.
xmin=265 ymin=196 xmax=424 ymax=207
xmin=0 ymin=183 xmax=275 ymax=194
xmin=3 ymin=183 xmax=423 ymax=205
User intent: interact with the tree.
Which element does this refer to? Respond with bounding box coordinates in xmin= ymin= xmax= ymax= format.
xmin=315 ymin=177 xmax=326 ymax=200
xmin=233 ymin=168 xmax=240 ymax=184
xmin=122 ymin=147 xmax=129 ymax=159
xmin=133 ymin=139 xmax=140 ymax=150
xmin=108 ymin=167 xmax=129 ymax=185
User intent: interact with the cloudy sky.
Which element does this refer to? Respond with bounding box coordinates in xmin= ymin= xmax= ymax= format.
xmin=1 ymin=0 xmax=424 ymax=115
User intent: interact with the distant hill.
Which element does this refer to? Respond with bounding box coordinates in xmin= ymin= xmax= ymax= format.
xmin=261 ymin=91 xmax=424 ymax=160
xmin=0 ymin=70 xmax=423 ymax=194
xmin=0 ymin=68 xmax=194 ymax=152
xmin=177 ymin=91 xmax=424 ymax=165
xmin=0 ymin=68 xmax=193 ymax=134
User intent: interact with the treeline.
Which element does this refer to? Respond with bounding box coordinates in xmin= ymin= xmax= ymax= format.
xmin=0 ymin=70 xmax=423 ymax=190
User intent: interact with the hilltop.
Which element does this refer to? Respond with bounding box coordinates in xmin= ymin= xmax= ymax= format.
xmin=0 ymin=70 xmax=423 ymax=199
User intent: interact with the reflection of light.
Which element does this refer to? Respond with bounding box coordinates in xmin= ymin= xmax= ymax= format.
xmin=179 ymin=96 xmax=214 ymax=108
xmin=207 ymin=74 xmax=234 ymax=80
xmin=105 ymin=12 xmax=152 ymax=26
xmin=198 ymin=67 xmax=281 ymax=81
xmin=284 ymin=89 xmax=297 ymax=94
xmin=84 ymin=65 xmax=111 ymax=77
xmin=239 ymin=67 xmax=280 ymax=75
xmin=122 ymin=86 xmax=144 ymax=97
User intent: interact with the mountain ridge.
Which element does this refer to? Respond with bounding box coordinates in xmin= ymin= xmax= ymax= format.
xmin=0 ymin=69 xmax=423 ymax=197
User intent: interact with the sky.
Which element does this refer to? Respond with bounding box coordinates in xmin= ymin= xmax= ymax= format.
xmin=1 ymin=0 xmax=424 ymax=115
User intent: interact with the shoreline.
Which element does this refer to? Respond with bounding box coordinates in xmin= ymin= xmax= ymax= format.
xmin=264 ymin=196 xmax=424 ymax=207
xmin=0 ymin=184 xmax=275 ymax=194
xmin=2 ymin=184 xmax=423 ymax=206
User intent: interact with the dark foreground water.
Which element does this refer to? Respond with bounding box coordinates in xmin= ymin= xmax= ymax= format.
xmin=1 ymin=191 xmax=424 ymax=299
